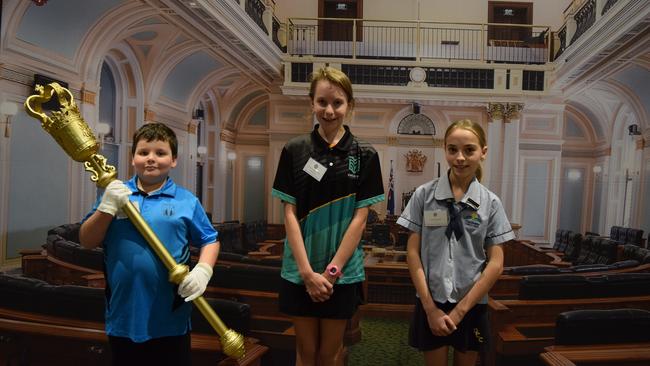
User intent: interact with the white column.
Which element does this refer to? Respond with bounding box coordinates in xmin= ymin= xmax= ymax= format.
xmin=641 ymin=132 xmax=650 ymax=235
xmin=0 ymin=90 xmax=19 ymax=266
xmin=629 ymin=137 xmax=645 ymax=228
xmin=605 ymin=140 xmax=622 ymax=230
xmin=186 ymin=119 xmax=199 ymax=196
xmin=501 ymin=103 xmax=523 ymax=221
xmin=594 ymin=156 xmax=610 ymax=234
xmin=486 ymin=103 xmax=504 ymax=196
xmin=214 ymin=133 xmax=230 ymax=223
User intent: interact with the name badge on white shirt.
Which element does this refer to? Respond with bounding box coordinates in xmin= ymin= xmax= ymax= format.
xmin=303 ymin=157 xmax=327 ymax=182
xmin=424 ymin=209 xmax=448 ymax=226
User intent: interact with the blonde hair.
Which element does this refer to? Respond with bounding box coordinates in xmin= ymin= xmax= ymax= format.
xmin=308 ymin=67 xmax=355 ymax=108
xmin=444 ymin=119 xmax=487 ymax=181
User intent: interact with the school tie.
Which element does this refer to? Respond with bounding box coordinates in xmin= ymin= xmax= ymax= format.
xmin=445 ymin=200 xmax=465 ymax=241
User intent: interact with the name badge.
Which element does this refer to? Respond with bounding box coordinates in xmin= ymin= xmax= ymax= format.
xmin=424 ymin=209 xmax=448 ymax=226
xmin=303 ymin=157 xmax=327 ymax=182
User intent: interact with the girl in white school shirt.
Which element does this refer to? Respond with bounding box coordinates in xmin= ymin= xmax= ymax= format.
xmin=397 ymin=119 xmax=515 ymax=366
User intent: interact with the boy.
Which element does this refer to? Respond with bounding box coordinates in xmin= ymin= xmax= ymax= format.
xmin=80 ymin=122 xmax=219 ymax=365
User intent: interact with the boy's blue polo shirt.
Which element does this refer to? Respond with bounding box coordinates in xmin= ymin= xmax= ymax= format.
xmin=84 ymin=176 xmax=217 ymax=342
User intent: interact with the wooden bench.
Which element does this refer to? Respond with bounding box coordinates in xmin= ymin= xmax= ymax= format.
xmin=18 ymin=251 xmax=361 ymax=356
xmin=492 ymin=263 xmax=650 ymax=299
xmin=486 ymin=296 xmax=650 ymax=366
xmin=502 ymin=240 xmax=565 ymax=267
xmin=0 ymin=307 xmax=267 ymax=366
xmin=540 ymin=343 xmax=650 ymax=366
xmin=361 ymin=251 xmax=414 ymax=318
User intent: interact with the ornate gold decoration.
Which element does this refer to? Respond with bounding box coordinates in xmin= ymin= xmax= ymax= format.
xmin=487 ymin=102 xmax=524 ymax=122
xmin=504 ymin=103 xmax=523 ymax=121
xmin=405 ymin=149 xmax=427 ymax=172
xmin=487 ymin=103 xmax=504 ymax=121
xmin=24 ymin=83 xmax=245 ymax=359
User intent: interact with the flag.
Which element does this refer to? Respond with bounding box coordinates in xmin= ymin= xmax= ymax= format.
xmin=387 ymin=160 xmax=395 ymax=215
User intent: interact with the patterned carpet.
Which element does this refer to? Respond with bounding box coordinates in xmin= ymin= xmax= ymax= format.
xmin=347 ymin=317 xmax=425 ymax=366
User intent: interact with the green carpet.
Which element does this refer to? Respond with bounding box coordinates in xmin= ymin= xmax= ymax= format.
xmin=347 ymin=317 xmax=424 ymax=366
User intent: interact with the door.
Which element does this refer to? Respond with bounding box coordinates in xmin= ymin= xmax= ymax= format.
xmin=488 ymin=1 xmax=533 ymax=43
xmin=319 ymin=0 xmax=362 ymax=42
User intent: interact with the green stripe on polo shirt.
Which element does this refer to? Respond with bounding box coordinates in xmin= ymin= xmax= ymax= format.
xmin=272 ymin=188 xmax=296 ymax=205
xmin=281 ymin=194 xmax=365 ymax=284
xmin=356 ymin=194 xmax=385 ymax=208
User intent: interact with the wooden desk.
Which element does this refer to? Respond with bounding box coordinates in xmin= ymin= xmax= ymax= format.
xmin=541 ymin=342 xmax=650 ymax=366
xmin=486 ymin=295 xmax=650 ymax=366
xmin=497 ymin=322 xmax=555 ymax=356
xmin=361 ymin=251 xmax=414 ymax=318
xmin=492 ymin=263 xmax=650 ymax=299
xmin=0 ymin=308 xmax=267 ymax=366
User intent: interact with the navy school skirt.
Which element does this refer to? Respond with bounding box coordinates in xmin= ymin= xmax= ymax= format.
xmin=409 ymin=298 xmax=489 ymax=352
xmin=279 ymin=278 xmax=364 ymax=319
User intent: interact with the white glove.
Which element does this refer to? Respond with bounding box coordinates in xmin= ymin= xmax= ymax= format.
xmin=178 ymin=262 xmax=213 ymax=302
xmin=97 ymin=180 xmax=132 ymax=216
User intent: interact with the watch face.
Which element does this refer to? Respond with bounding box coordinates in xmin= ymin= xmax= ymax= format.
xmin=410 ymin=67 xmax=426 ymax=83
xmin=327 ymin=264 xmax=340 ymax=277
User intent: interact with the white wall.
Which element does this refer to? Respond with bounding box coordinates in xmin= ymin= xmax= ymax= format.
xmin=275 ymin=0 xmax=571 ymax=29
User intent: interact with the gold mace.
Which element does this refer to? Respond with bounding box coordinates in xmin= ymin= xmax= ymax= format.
xmin=24 ymin=82 xmax=245 ymax=359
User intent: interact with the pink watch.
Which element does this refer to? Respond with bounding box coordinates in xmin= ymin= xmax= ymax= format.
xmin=326 ymin=264 xmax=343 ymax=278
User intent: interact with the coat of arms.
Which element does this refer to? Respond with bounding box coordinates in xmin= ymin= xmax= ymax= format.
xmin=405 ymin=150 xmax=427 ymax=172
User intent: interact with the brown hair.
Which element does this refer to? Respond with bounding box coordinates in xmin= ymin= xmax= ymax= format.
xmin=131 ymin=122 xmax=178 ymax=158
xmin=444 ymin=119 xmax=487 ymax=181
xmin=308 ymin=67 xmax=354 ymax=108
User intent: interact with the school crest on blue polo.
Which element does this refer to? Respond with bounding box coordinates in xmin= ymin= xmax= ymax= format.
xmin=83 ymin=176 xmax=217 ymax=342
xmin=272 ymin=124 xmax=385 ymax=284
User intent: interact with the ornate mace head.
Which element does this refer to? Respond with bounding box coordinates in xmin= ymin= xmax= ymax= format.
xmin=24 ymin=82 xmax=116 ymax=187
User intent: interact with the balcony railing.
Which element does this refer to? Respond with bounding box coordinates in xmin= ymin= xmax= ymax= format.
xmin=602 ymin=0 xmax=620 ymax=15
xmin=245 ymin=0 xmax=266 ymax=32
xmin=287 ymin=18 xmax=550 ymax=65
xmin=232 ymin=0 xmax=285 ymax=52
xmin=272 ymin=15 xmax=284 ymax=51
xmin=570 ymin=0 xmax=596 ymax=43
xmin=555 ymin=26 xmax=567 ymax=60
xmin=556 ymin=0 xmax=626 ymax=59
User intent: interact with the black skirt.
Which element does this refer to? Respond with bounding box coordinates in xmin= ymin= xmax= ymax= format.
xmin=408 ymin=298 xmax=489 ymax=352
xmin=279 ymin=278 xmax=364 ymax=319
